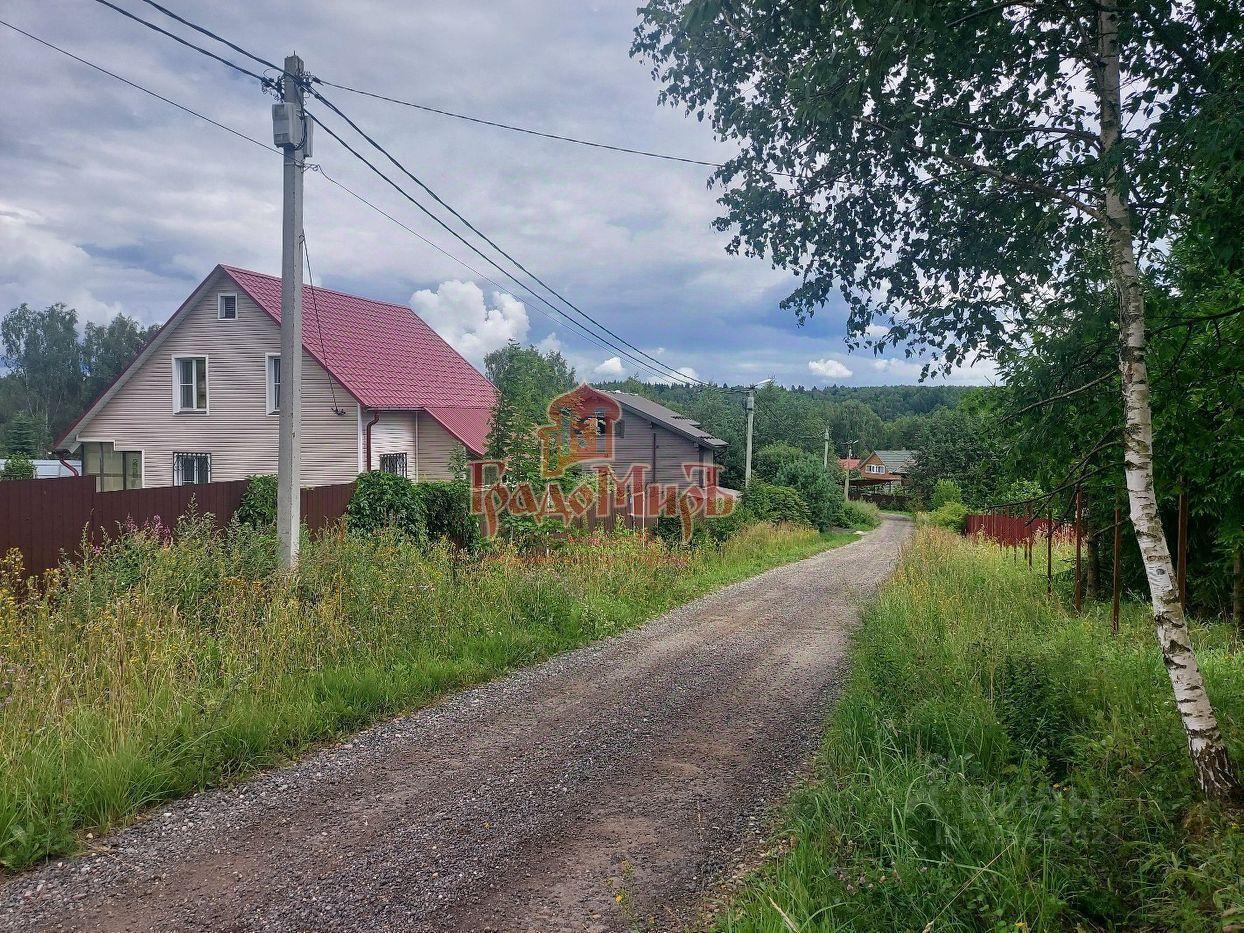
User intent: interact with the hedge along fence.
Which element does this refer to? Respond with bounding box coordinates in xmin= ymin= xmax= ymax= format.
xmin=0 ymin=475 xmax=356 ymax=577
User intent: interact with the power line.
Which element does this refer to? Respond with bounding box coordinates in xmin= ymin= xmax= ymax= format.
xmin=314 ymin=79 xmax=792 ymax=177
xmin=132 ymin=0 xmax=282 ymax=73
xmin=0 ymin=19 xmax=275 ymax=153
xmin=306 ymin=111 xmax=700 ymax=385
xmin=75 ymin=0 xmax=710 ymax=385
xmin=306 ymin=86 xmax=709 ymax=386
xmin=86 ymin=0 xmax=274 ymax=88
xmin=309 ymin=164 xmax=701 ymax=379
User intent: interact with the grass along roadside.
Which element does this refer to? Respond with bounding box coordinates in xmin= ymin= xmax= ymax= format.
xmin=719 ymin=528 xmax=1243 ymax=932
xmin=0 ymin=517 xmax=856 ymax=872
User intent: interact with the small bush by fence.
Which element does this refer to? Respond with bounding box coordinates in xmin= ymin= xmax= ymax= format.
xmin=0 ymin=476 xmax=356 ymax=577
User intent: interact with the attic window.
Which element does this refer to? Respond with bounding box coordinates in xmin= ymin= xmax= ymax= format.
xmin=218 ymin=294 xmax=238 ymax=320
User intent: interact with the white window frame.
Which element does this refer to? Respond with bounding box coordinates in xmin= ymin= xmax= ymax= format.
xmin=172 ymin=451 xmax=212 ymax=486
xmin=867 ymin=463 xmax=884 ymax=474
xmin=265 ymin=353 xmax=281 ymax=415
xmin=171 ymin=355 xmax=209 ymax=413
xmin=217 ymin=293 xmax=239 ymax=320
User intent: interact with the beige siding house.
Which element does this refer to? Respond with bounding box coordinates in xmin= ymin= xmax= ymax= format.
xmin=59 ymin=266 xmax=497 ymax=490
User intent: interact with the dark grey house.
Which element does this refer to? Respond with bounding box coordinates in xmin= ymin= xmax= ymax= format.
xmin=586 ymin=390 xmax=728 ymax=489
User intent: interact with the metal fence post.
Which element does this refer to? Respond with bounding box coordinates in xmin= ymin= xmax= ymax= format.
xmin=1074 ymin=485 xmax=1083 ymax=612
xmin=1112 ymin=503 xmax=1122 ymax=635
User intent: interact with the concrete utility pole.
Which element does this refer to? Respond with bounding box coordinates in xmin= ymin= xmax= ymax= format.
xmin=743 ymin=378 xmax=772 ymax=488
xmin=822 ymin=426 xmax=830 ymax=469
xmin=843 ymin=443 xmax=852 ymax=500
xmin=274 ymin=54 xmax=310 ymax=567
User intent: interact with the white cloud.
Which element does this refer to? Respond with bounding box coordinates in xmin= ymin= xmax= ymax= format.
xmin=410 ymin=280 xmax=529 ymax=366
xmin=593 ymin=356 xmax=626 ymax=378
xmin=808 ymin=358 xmax=853 ymax=380
xmin=865 ymin=323 xmax=890 ymax=338
xmin=535 ymin=332 xmax=563 ymax=354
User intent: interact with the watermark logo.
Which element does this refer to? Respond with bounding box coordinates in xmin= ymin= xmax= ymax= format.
xmin=470 ymin=384 xmax=737 ymax=541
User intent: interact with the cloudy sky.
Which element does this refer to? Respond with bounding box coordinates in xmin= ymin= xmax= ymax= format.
xmin=0 ymin=0 xmax=995 ymax=388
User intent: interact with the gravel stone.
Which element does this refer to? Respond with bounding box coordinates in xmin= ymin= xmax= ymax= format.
xmin=0 ymin=517 xmax=911 ymax=932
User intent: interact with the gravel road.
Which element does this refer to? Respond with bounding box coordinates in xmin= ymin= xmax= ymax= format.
xmin=1 ymin=516 xmax=911 ymax=932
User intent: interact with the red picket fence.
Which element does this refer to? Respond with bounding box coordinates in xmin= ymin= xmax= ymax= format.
xmin=0 ymin=475 xmax=356 ymax=577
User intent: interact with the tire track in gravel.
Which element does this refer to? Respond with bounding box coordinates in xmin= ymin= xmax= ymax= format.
xmin=0 ymin=516 xmax=912 ymax=932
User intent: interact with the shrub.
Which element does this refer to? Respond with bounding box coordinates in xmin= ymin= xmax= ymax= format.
xmin=923 ymin=500 xmax=970 ymax=533
xmin=412 ymin=480 xmax=479 ymax=549
xmin=235 ymin=474 xmax=277 ymax=526
xmin=842 ymin=499 xmax=881 ymax=529
xmin=774 ymin=457 xmax=845 ymax=530
xmin=743 ymin=481 xmax=812 ymax=526
xmin=753 ymin=443 xmax=812 ymax=482
xmin=930 ymin=478 xmax=963 ymax=508
xmin=346 ymin=471 xmax=427 ymax=544
xmin=0 ymin=454 xmax=35 ymax=481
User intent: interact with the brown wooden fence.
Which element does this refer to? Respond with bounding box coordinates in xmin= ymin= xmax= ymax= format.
xmin=0 ymin=476 xmax=356 ymax=577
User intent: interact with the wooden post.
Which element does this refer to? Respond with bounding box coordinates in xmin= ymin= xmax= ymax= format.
xmin=1177 ymin=488 xmax=1188 ymax=611
xmin=1111 ymin=504 xmax=1122 ymax=635
xmin=1073 ymin=485 xmax=1083 ymax=612
xmin=1046 ymin=508 xmax=1053 ymax=597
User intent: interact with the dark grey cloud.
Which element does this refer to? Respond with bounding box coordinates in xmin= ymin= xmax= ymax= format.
xmin=0 ymin=0 xmax=994 ymax=386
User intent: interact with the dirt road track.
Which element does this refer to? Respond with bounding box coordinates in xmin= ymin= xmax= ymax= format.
xmin=1 ymin=516 xmax=912 ymax=932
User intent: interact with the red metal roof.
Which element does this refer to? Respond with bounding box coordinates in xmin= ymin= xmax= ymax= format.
xmin=224 ymin=266 xmax=496 ymax=454
xmin=840 ymin=457 xmax=862 ymax=470
xmin=423 ymin=407 xmax=492 ymax=459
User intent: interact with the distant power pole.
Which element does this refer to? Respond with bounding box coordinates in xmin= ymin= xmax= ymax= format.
xmin=274 ymin=54 xmax=310 ymax=567
xmin=744 ymin=388 xmax=755 ymax=488
xmin=743 ymin=378 xmax=772 ymax=487
xmin=844 ymin=444 xmax=852 ymax=500
xmin=822 ymin=426 xmax=830 ymax=469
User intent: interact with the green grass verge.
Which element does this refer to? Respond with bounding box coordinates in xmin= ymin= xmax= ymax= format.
xmin=719 ymin=528 xmax=1243 ymax=932
xmin=0 ymin=518 xmax=855 ymax=872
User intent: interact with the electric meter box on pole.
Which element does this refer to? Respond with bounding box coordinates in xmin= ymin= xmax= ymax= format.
xmin=272 ymin=102 xmax=312 ymax=155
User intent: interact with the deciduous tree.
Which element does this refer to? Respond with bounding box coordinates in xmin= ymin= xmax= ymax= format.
xmin=634 ymin=0 xmax=1241 ymax=796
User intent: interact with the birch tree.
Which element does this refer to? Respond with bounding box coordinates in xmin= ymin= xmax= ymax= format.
xmin=633 ymin=0 xmax=1242 ymax=798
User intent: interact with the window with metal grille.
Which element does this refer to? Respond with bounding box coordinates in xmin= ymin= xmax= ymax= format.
xmin=173 ymin=452 xmax=211 ymax=486
xmin=379 ymin=453 xmax=408 ymax=477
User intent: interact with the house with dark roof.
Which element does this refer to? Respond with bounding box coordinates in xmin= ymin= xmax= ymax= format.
xmin=57 ymin=265 xmax=496 ymax=490
xmin=575 ymin=389 xmax=729 ymax=491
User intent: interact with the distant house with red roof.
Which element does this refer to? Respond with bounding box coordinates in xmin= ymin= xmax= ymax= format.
xmin=57 ymin=265 xmax=496 ymax=489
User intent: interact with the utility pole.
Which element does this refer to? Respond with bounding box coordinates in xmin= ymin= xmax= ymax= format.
xmin=844 ymin=443 xmax=852 ymax=500
xmin=274 ymin=54 xmax=310 ymax=567
xmin=822 ymin=426 xmax=830 ymax=469
xmin=744 ymin=388 xmax=755 ymax=488
xmin=743 ymin=378 xmax=771 ymax=488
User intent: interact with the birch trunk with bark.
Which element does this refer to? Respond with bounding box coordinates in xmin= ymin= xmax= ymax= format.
xmin=1097 ymin=2 xmax=1240 ymax=800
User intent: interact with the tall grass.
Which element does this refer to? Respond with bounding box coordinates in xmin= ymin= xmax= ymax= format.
xmin=0 ymin=516 xmax=845 ymax=872
xmin=721 ymin=529 xmax=1243 ymax=932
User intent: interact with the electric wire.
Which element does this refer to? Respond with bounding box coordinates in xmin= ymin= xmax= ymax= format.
xmin=306 ymin=111 xmax=701 ymax=385
xmin=86 ymin=0 xmax=274 ymax=88
xmin=306 ymin=86 xmax=710 ymax=386
xmin=313 ymin=79 xmax=793 ymax=176
xmin=0 ymin=19 xmax=276 ymax=153
xmin=132 ymin=0 xmax=283 ymax=72
xmin=308 ymin=164 xmax=696 ymax=378
xmin=70 ymin=0 xmax=711 ymax=385
xmin=299 ymin=230 xmax=347 ymax=415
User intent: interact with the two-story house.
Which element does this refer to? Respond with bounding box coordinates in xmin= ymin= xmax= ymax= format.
xmin=57 ymin=265 xmax=497 ymax=490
